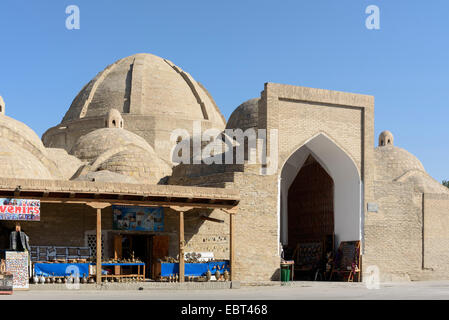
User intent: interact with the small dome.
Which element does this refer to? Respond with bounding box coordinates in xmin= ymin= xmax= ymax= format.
xmin=70 ymin=128 xmax=153 ymax=162
xmin=379 ymin=130 xmax=394 ymax=147
xmin=71 ymin=127 xmax=172 ymax=184
xmin=105 ymin=109 xmax=124 ymax=128
xmin=375 ymin=145 xmax=425 ymax=181
xmin=96 ymin=145 xmax=171 ymax=184
xmin=226 ymin=98 xmax=259 ymax=131
xmin=0 ymin=140 xmax=53 ymax=179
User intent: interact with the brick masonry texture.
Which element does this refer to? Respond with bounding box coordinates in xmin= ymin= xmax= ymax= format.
xmin=169 ymin=170 xmax=280 ymax=281
xmin=423 ymin=194 xmax=449 ymax=276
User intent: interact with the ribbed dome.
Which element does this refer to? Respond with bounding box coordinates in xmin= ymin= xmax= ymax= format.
xmin=62 ymin=53 xmax=225 ymax=127
xmin=0 ymin=114 xmax=48 ymax=156
xmin=96 ymin=145 xmax=171 ymax=184
xmin=70 ymin=128 xmax=172 ymax=184
xmin=0 ymin=140 xmax=53 ymax=179
xmin=43 ymin=53 xmax=226 ymax=162
xmin=70 ymin=128 xmax=153 ymax=162
xmin=375 ymin=145 xmax=426 ymax=181
xmin=46 ymin=148 xmax=84 ymax=180
xmin=0 ymin=114 xmax=67 ymax=179
xmin=74 ymin=170 xmax=139 ymax=184
xmin=226 ymin=98 xmax=259 ymax=131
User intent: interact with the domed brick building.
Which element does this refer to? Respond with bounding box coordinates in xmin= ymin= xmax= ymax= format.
xmin=0 ymin=54 xmax=448 ymax=284
xmin=42 ymin=53 xmax=225 ymax=163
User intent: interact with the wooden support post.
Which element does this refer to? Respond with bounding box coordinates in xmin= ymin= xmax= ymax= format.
xmin=86 ymin=202 xmax=110 ymax=285
xmin=96 ymin=208 xmax=102 ymax=285
xmin=179 ymin=210 xmax=185 ymax=283
xmin=230 ymin=212 xmax=235 ymax=281
xmin=171 ymin=206 xmax=193 ymax=283
xmin=222 ymin=207 xmax=238 ymax=281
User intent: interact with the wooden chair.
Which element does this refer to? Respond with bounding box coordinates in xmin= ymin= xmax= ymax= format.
xmin=292 ymin=241 xmax=323 ymax=280
xmin=329 ymin=240 xmax=361 ymax=282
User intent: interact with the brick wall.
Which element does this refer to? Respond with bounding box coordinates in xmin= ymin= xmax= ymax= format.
xmin=423 ymin=193 xmax=449 ymax=275
xmin=169 ymin=167 xmax=280 ymax=281
xmin=364 ymin=181 xmax=423 ymax=281
xmin=0 ymin=203 xmax=103 ymax=248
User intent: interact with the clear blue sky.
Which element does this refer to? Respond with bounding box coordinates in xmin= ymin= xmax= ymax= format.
xmin=0 ymin=1 xmax=448 ymax=181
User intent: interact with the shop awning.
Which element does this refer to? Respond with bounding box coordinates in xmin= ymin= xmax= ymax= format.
xmin=0 ymin=178 xmax=239 ymax=209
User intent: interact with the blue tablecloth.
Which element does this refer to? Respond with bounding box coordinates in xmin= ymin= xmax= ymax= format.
xmin=161 ymin=261 xmax=229 ymax=277
xmin=35 ymin=262 xmax=146 ymax=277
xmin=34 ymin=263 xmax=90 ymax=277
xmin=98 ymin=263 xmax=145 ymax=266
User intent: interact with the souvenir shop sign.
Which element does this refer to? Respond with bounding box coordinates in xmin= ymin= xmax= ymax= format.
xmin=113 ymin=206 xmax=164 ymax=232
xmin=0 ymin=198 xmax=40 ymax=221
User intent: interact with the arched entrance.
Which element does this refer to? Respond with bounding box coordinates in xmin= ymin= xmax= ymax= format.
xmin=287 ymin=155 xmax=334 ymax=246
xmin=280 ymin=134 xmax=362 ymax=279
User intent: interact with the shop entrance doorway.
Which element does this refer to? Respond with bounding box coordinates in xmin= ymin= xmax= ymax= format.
xmin=288 ymin=155 xmax=334 ymax=245
xmin=286 ymin=155 xmax=335 ymax=280
xmin=279 ymin=133 xmax=362 ymax=281
xmin=113 ymin=234 xmax=169 ymax=279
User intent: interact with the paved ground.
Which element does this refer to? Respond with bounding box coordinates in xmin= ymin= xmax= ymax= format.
xmin=2 ymin=281 xmax=449 ymax=300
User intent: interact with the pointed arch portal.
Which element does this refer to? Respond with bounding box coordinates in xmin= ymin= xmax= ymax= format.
xmin=280 ymin=134 xmax=362 ymax=250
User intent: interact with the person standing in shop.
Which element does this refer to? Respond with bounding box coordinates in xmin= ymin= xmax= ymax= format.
xmin=10 ymin=223 xmax=30 ymax=252
xmin=9 ymin=223 xmax=32 ymax=278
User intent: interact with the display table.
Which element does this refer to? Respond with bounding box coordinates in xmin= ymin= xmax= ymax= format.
xmin=34 ymin=262 xmax=145 ymax=281
xmin=34 ymin=263 xmax=90 ymax=277
xmin=158 ymin=261 xmax=229 ymax=278
xmin=95 ymin=262 xmax=146 ymax=281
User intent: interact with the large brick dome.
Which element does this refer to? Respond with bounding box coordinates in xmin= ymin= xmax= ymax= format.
xmin=43 ymin=53 xmax=226 ymax=162
xmin=61 ymin=53 xmax=225 ymax=125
